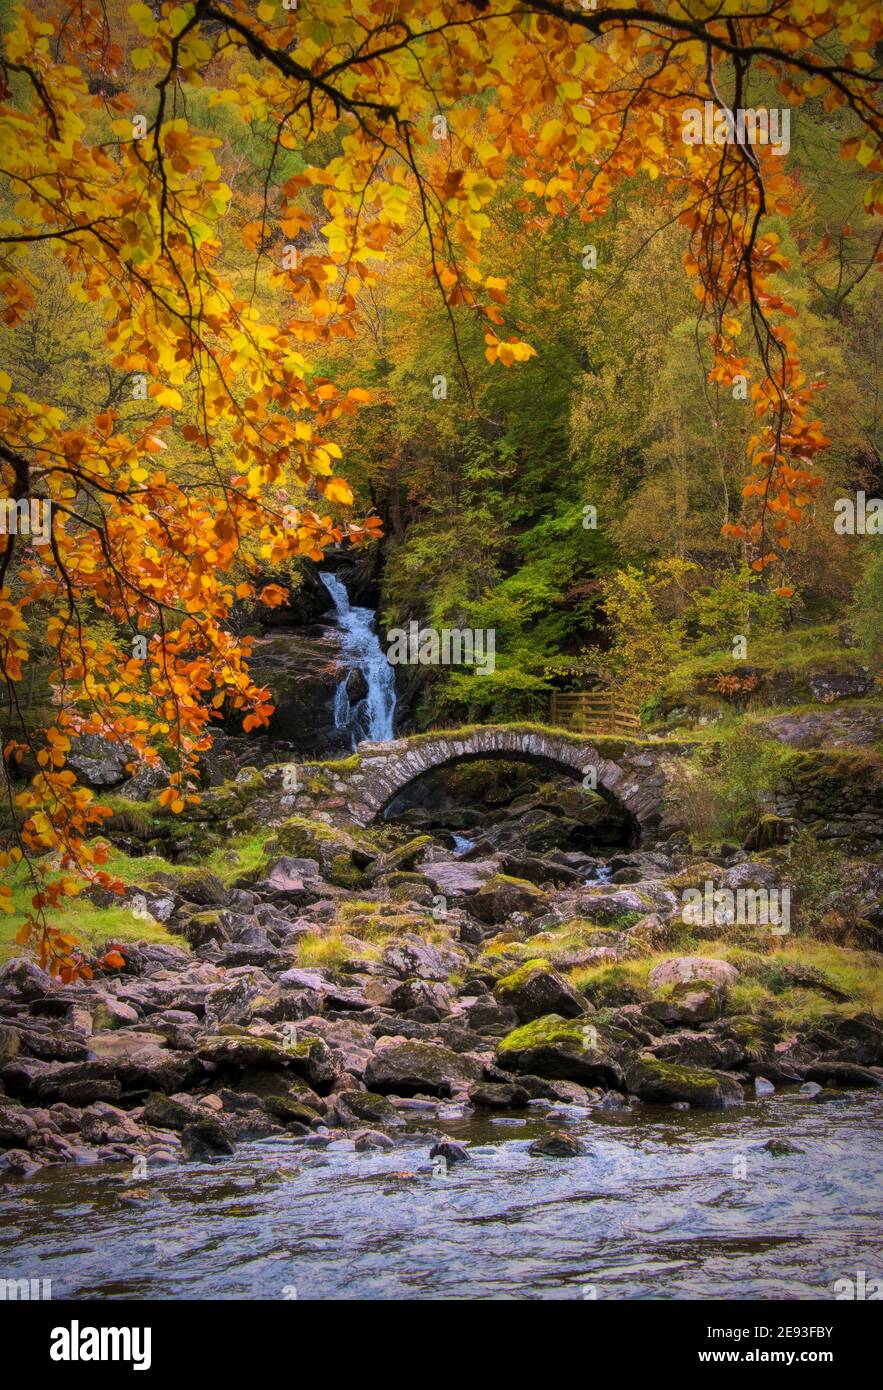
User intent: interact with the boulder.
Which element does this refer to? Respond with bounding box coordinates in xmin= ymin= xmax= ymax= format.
xmin=808 ymin=667 xmax=874 ymax=702
xmin=0 ymin=1102 xmax=34 ymax=1149
xmin=364 ymin=837 xmax=432 ymax=885
xmin=625 ymin=1057 xmax=743 ymax=1109
xmin=91 ymin=997 xmax=140 ymax=1031
xmin=390 ymin=979 xmax=453 ymax=1015
xmin=529 ymin=1130 xmax=583 ymax=1158
xmin=647 ymin=1030 xmax=744 ymax=1072
xmin=381 ymin=936 xmax=458 ymax=982
xmin=495 ymin=1014 xmax=625 ymax=1088
xmin=764 ymin=1137 xmax=803 ymax=1156
xmin=802 ymin=1061 xmax=883 ymax=1089
xmin=646 ymin=981 xmax=726 ymax=1027
xmin=421 ymin=860 xmax=497 ymax=899
xmin=142 ymin=1093 xmax=203 ymax=1131
xmin=463 ymin=997 xmax=519 ymax=1033
xmin=66 ymin=733 xmax=131 ymax=788
xmin=469 ymin=874 xmax=549 ymax=924
xmin=181 ymin=1118 xmax=235 ymax=1159
xmin=468 ymin=1082 xmax=529 ymax=1109
xmin=364 ymin=1040 xmax=482 ymax=1098
xmin=494 ymin=961 xmax=585 ymax=1023
xmin=430 ymin=1138 xmax=471 ymax=1166
xmin=0 ymin=958 xmax=53 ymax=1002
xmin=333 ymin=1091 xmax=404 ymax=1127
xmin=345 ymin=668 xmax=369 ymax=703
xmin=648 ymin=957 xmax=739 ymax=990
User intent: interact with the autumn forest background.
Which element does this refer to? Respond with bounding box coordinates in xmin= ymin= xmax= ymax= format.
xmin=0 ymin=4 xmax=881 ymax=1013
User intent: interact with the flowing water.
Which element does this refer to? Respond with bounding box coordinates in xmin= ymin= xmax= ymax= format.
xmin=451 ymin=833 xmax=475 ymax=858
xmin=3 ymin=1092 xmax=881 ymax=1300
xmin=320 ymin=571 xmax=397 ymax=747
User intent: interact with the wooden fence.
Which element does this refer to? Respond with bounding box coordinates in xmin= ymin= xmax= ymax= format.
xmin=549 ymin=689 xmax=641 ymax=736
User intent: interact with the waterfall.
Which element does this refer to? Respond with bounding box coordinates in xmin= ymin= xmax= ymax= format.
xmin=320 ymin=571 xmax=397 ymax=747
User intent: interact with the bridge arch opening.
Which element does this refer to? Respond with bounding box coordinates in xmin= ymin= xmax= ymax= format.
xmin=380 ymin=751 xmax=640 ymax=851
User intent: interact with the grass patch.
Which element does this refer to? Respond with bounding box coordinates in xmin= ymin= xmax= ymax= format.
xmin=570 ymin=938 xmax=883 ymax=1028
xmin=100 ymin=831 xmax=268 ymax=888
xmin=1 ymin=882 xmax=180 ymax=964
xmin=664 ymin=624 xmax=858 ymax=695
xmin=0 ymin=830 xmax=268 ymax=965
xmin=295 ymin=931 xmax=369 ymax=969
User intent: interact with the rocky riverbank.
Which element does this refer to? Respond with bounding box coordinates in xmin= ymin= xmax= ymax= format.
xmin=2 ymin=762 xmax=882 ymax=1180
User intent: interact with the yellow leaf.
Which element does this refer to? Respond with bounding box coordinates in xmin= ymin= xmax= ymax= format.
xmin=324 ymin=477 xmax=354 ymax=506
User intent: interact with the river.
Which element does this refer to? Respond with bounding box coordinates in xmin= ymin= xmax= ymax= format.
xmin=3 ymin=1091 xmax=881 ymax=1300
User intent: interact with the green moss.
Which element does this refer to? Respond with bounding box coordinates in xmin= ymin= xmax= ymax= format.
xmin=327 ymin=854 xmax=365 ymax=889
xmin=301 ymin=752 xmax=361 ymax=773
xmin=496 ymin=959 xmax=553 ymax=994
xmin=631 ymin=1057 xmax=721 ymax=1092
xmin=497 ymin=1012 xmax=591 ymax=1055
xmin=100 ymin=832 xmax=267 ymax=888
xmin=475 ymin=873 xmax=546 ymax=903
xmin=263 ymin=815 xmax=340 ymax=858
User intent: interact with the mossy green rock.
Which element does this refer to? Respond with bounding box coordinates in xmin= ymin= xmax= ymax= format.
xmin=335 ymin=1090 xmax=405 ymax=1126
xmin=364 ymin=836 xmax=432 ymax=884
xmin=646 ymin=979 xmax=726 ymax=1026
xmin=529 ymin=1130 xmax=584 ymax=1158
xmin=496 ymin=1013 xmax=624 ymax=1088
xmin=260 ymin=816 xmax=359 ymax=878
xmin=470 ymin=874 xmax=550 ymax=924
xmin=743 ymin=813 xmax=793 ymax=851
xmin=197 ymin=1034 xmax=334 ymax=1092
xmin=625 ymin=1057 xmax=743 ymax=1109
xmin=263 ymin=1094 xmax=322 ymax=1127
xmin=494 ymin=960 xmax=585 ymax=1023
xmin=155 ymin=867 xmax=227 ymax=906
xmin=180 ymin=910 xmax=230 ymax=948
xmin=328 ymin=853 xmax=366 ymax=889
xmin=142 ymin=1092 xmax=199 ymax=1131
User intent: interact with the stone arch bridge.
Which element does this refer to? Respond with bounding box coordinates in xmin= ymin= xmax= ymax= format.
xmin=286 ymin=726 xmax=685 ymax=843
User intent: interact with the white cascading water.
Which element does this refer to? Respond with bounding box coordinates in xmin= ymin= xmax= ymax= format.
xmin=320 ymin=571 xmax=397 ymax=747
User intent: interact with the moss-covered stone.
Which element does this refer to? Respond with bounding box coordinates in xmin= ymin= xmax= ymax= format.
xmin=496 ymin=1012 xmax=624 ymax=1087
xmin=494 ymin=959 xmax=585 ymax=1023
xmin=497 ymin=959 xmax=553 ymax=989
xmin=497 ymin=1013 xmax=591 ymax=1055
xmin=625 ymin=1057 xmax=743 ymax=1109
xmin=471 ymin=873 xmax=550 ymax=924
xmin=327 ymin=853 xmax=366 ymax=889
xmin=263 ymin=1094 xmax=321 ymax=1127
xmin=198 ymin=1035 xmax=292 ymax=1068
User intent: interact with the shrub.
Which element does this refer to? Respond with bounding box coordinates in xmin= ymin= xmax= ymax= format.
xmin=670 ymin=729 xmax=791 ymax=842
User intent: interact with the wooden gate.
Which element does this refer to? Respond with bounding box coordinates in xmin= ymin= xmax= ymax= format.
xmin=549 ymin=689 xmax=641 ymax=736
